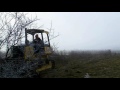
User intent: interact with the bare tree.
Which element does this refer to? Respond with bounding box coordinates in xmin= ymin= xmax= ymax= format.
xmin=0 ymin=13 xmax=59 ymax=57
xmin=0 ymin=12 xmax=38 ymax=58
xmin=0 ymin=12 xmax=59 ymax=78
xmin=46 ymin=21 xmax=59 ymax=54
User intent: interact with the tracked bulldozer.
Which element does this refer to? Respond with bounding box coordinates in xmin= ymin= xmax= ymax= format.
xmin=5 ymin=28 xmax=55 ymax=77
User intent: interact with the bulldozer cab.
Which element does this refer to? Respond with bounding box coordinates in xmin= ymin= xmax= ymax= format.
xmin=25 ymin=28 xmax=50 ymax=46
xmin=24 ymin=28 xmax=52 ymax=60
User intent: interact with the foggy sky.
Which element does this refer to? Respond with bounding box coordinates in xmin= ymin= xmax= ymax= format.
xmin=24 ymin=12 xmax=120 ymax=51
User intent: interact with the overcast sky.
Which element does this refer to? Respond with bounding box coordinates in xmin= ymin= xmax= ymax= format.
xmin=27 ymin=12 xmax=120 ymax=51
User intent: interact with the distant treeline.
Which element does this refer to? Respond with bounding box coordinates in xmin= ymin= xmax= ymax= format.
xmin=51 ymin=49 xmax=120 ymax=61
xmin=1 ymin=49 xmax=120 ymax=60
xmin=54 ymin=49 xmax=120 ymax=55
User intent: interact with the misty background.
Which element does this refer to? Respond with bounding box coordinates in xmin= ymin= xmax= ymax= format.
xmin=2 ymin=12 xmax=120 ymax=52
xmin=28 ymin=12 xmax=120 ymax=51
xmin=1 ymin=12 xmax=120 ymax=78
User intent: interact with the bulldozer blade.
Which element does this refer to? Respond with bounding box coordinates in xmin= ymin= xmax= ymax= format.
xmin=36 ymin=62 xmax=52 ymax=72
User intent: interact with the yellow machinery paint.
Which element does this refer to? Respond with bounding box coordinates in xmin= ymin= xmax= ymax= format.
xmin=23 ymin=28 xmax=55 ymax=73
xmin=24 ymin=45 xmax=53 ymax=72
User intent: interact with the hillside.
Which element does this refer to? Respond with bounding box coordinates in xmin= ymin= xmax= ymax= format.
xmin=40 ymin=52 xmax=120 ymax=78
xmin=1 ymin=50 xmax=120 ymax=78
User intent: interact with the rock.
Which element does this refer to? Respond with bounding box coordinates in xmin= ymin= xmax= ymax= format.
xmin=84 ymin=73 xmax=90 ymax=78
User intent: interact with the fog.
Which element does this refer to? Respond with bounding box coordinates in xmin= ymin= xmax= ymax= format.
xmin=28 ymin=12 xmax=120 ymax=51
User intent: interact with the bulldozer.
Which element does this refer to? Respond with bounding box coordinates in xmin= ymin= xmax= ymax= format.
xmin=5 ymin=28 xmax=55 ymax=77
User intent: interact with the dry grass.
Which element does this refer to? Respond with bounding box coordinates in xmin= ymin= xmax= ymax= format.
xmin=40 ymin=50 xmax=120 ymax=78
xmin=1 ymin=50 xmax=120 ymax=78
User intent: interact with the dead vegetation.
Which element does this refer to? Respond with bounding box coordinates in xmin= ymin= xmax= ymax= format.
xmin=40 ymin=50 xmax=120 ymax=78
xmin=0 ymin=12 xmax=59 ymax=78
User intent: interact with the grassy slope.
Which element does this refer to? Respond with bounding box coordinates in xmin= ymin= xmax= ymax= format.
xmin=40 ymin=54 xmax=120 ymax=78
